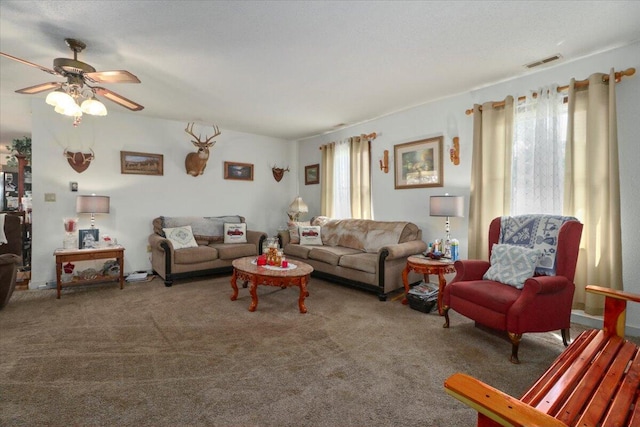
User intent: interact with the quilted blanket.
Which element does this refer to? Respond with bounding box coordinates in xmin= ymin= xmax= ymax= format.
xmin=499 ymin=214 xmax=577 ymax=276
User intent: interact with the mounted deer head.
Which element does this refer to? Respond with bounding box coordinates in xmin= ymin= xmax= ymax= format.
xmin=184 ymin=123 xmax=221 ymax=176
xmin=271 ymin=165 xmax=290 ymax=182
xmin=64 ymin=148 xmax=95 ymax=173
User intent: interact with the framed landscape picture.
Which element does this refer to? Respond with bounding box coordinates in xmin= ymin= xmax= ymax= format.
xmin=224 ymin=161 xmax=254 ymax=181
xmin=120 ymin=151 xmax=164 ymax=176
xmin=394 ymin=136 xmax=443 ymax=189
xmin=305 ymin=164 xmax=319 ymax=185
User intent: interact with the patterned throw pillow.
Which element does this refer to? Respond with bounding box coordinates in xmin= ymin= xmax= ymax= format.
xmin=483 ymin=244 xmax=541 ymax=289
xmin=287 ymin=220 xmax=310 ymax=244
xmin=162 ymin=225 xmax=198 ymax=249
xmin=223 ymin=223 xmax=247 ymax=243
xmin=299 ymin=225 xmax=322 ymax=246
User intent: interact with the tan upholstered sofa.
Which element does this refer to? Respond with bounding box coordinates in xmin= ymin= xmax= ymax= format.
xmin=149 ymin=215 xmax=267 ymax=286
xmin=278 ymin=218 xmax=427 ymax=300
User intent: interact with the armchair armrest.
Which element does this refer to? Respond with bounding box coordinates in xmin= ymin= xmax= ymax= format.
xmin=450 ymin=260 xmax=491 ymax=282
xmin=523 ymin=275 xmax=571 ymax=295
xmin=380 ymin=240 xmax=427 ymax=260
xmin=587 ymin=285 xmax=640 ymax=339
xmin=444 ymin=373 xmax=566 ymax=427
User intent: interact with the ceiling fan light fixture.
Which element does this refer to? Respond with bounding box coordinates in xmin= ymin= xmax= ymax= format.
xmin=81 ymin=96 xmax=107 ymax=116
xmin=55 ymin=102 xmax=82 ymax=117
xmin=46 ymin=89 xmax=74 ymax=107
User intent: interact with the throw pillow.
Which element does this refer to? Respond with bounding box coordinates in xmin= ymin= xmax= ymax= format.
xmin=163 ymin=225 xmax=198 ymax=249
xmin=224 ymin=223 xmax=247 ymax=243
xmin=483 ymin=244 xmax=541 ymax=289
xmin=299 ymin=225 xmax=322 ymax=246
xmin=287 ymin=220 xmax=310 ymax=244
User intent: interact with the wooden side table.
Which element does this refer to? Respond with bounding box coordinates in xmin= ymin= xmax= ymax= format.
xmin=402 ymin=255 xmax=455 ymax=315
xmin=53 ymin=246 xmax=125 ymax=299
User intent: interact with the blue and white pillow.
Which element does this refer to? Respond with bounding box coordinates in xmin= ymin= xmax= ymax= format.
xmin=163 ymin=225 xmax=198 ymax=249
xmin=483 ymin=244 xmax=541 ymax=289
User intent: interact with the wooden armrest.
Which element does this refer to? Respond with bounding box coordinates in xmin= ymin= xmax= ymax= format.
xmin=586 ymin=285 xmax=640 ymax=303
xmin=586 ymin=285 xmax=640 ymax=338
xmin=444 ymin=373 xmax=567 ymax=427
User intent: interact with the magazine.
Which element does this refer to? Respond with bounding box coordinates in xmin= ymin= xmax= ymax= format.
xmin=408 ymin=281 xmax=439 ymax=298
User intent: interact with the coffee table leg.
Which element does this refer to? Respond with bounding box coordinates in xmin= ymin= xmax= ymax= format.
xmin=249 ymin=281 xmax=258 ymax=312
xmin=298 ymin=277 xmax=308 ymax=313
xmin=230 ymin=269 xmax=239 ymax=301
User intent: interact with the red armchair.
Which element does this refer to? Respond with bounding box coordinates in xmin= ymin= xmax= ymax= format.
xmin=442 ymin=215 xmax=583 ymax=363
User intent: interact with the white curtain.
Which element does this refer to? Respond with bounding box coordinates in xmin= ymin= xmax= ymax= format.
xmin=350 ymin=135 xmax=372 ymax=219
xmin=333 ymin=140 xmax=351 ymax=219
xmin=320 ymin=143 xmax=334 ymax=217
xmin=511 ymin=85 xmax=567 ymax=215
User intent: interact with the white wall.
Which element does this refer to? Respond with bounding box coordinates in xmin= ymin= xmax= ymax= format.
xmin=297 ymin=42 xmax=640 ymax=332
xmin=31 ymin=104 xmax=296 ymax=287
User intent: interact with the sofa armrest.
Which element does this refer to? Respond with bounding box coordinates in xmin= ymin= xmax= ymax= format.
xmin=380 ymin=240 xmax=427 ymax=260
xmin=148 ymin=233 xmax=173 ymax=252
xmin=246 ymin=230 xmax=267 ymax=245
xmin=450 ymin=260 xmax=491 ymax=283
xmin=277 ymin=230 xmax=291 ymax=247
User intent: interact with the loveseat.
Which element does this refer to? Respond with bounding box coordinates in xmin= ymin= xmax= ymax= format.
xmin=149 ymin=215 xmax=267 ymax=286
xmin=278 ymin=217 xmax=427 ymax=300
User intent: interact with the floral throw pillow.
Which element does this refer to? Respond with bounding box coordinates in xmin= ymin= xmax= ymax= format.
xmin=299 ymin=225 xmax=322 ymax=246
xmin=163 ymin=225 xmax=198 ymax=249
xmin=483 ymin=244 xmax=541 ymax=289
xmin=223 ymin=223 xmax=247 ymax=243
xmin=287 ymin=220 xmax=310 ymax=244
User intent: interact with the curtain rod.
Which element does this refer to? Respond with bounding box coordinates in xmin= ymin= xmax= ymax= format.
xmin=318 ymin=132 xmax=378 ymax=150
xmin=465 ymin=67 xmax=635 ymax=115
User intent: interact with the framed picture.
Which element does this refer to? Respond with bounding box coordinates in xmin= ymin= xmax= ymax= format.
xmin=224 ymin=161 xmax=254 ymax=181
xmin=394 ymin=136 xmax=444 ymax=189
xmin=78 ymin=229 xmax=99 ymax=249
xmin=120 ymin=151 xmax=164 ymax=176
xmin=305 ymin=164 xmax=319 ymax=185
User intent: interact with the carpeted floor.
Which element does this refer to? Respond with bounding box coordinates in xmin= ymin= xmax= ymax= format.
xmin=0 ymin=275 xmax=589 ymax=426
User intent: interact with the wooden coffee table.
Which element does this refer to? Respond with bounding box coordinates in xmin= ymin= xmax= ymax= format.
xmin=230 ymin=256 xmax=314 ymax=313
xmin=402 ymin=255 xmax=455 ymax=315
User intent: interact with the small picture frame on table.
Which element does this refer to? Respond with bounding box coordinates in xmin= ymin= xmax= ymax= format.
xmin=78 ymin=229 xmax=99 ymax=249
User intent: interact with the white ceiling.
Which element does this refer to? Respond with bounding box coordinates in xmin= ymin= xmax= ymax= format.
xmin=1 ymin=1 xmax=639 ymax=144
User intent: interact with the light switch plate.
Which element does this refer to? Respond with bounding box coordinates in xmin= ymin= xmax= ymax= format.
xmin=44 ymin=193 xmax=56 ymax=202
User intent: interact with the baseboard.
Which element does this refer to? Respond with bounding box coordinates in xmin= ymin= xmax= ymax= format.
xmin=571 ymin=309 xmax=640 ymax=337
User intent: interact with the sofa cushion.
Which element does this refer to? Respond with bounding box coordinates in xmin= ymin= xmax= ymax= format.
xmin=155 ymin=215 xmax=244 ymax=243
xmin=338 ymin=252 xmax=377 ymax=274
xmin=320 ymin=219 xmax=418 ymax=253
xmin=308 ymin=246 xmax=362 ymax=266
xmin=224 ymin=223 xmax=247 ymax=243
xmin=283 ymin=243 xmax=312 ymax=259
xmin=163 ymin=226 xmax=198 ymax=249
xmin=213 ymin=243 xmax=257 ymax=260
xmin=483 ymin=244 xmax=541 ymax=289
xmin=300 ymin=226 xmax=322 ymax=245
xmin=174 ymin=245 xmax=218 ymax=264
xmin=287 ymin=220 xmax=310 ymax=244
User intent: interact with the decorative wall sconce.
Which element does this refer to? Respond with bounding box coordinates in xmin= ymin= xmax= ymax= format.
xmin=271 ymin=165 xmax=290 ymax=182
xmin=379 ymin=150 xmax=389 ymax=173
xmin=450 ymin=137 xmax=460 ymax=165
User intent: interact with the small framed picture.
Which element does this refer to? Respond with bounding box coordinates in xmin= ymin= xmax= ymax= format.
xmin=224 ymin=161 xmax=254 ymax=181
xmin=394 ymin=136 xmax=444 ymax=189
xmin=120 ymin=151 xmax=164 ymax=176
xmin=305 ymin=164 xmax=319 ymax=185
xmin=78 ymin=229 xmax=99 ymax=249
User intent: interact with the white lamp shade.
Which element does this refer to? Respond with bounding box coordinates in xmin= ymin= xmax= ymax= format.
xmin=81 ymin=97 xmax=107 ymax=116
xmin=55 ymin=102 xmax=82 ymax=117
xmin=46 ymin=89 xmax=74 ymax=107
xmin=430 ymin=195 xmax=464 ymax=217
xmin=76 ymin=195 xmax=110 ymax=214
xmin=288 ymin=196 xmax=309 ymax=213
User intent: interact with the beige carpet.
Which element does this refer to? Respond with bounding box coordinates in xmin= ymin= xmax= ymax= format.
xmin=0 ymin=275 xmax=589 ymax=426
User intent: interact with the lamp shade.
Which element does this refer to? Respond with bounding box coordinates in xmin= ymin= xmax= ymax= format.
xmin=76 ymin=195 xmax=110 ymax=214
xmin=430 ymin=195 xmax=464 ymax=217
xmin=288 ymin=196 xmax=309 ymax=214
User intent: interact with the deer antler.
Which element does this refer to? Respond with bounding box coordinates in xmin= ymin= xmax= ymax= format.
xmin=185 ymin=123 xmax=221 ymax=145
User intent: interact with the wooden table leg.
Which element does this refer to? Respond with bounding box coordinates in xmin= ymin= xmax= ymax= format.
xmin=249 ymin=281 xmax=258 ymax=312
xmin=437 ymin=270 xmax=447 ymax=315
xmin=298 ymin=277 xmax=308 ymax=314
xmin=56 ymin=259 xmax=62 ymax=299
xmin=401 ymin=264 xmax=411 ymax=305
xmin=230 ymin=269 xmax=239 ymax=301
xmin=118 ymin=253 xmax=124 ymax=290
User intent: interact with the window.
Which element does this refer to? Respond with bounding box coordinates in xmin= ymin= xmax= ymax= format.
xmin=511 ymin=87 xmax=568 ymax=215
xmin=332 ymin=141 xmax=351 ymax=219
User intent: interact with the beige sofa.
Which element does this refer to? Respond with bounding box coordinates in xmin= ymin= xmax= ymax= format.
xmin=149 ymin=215 xmax=267 ymax=286
xmin=278 ymin=218 xmax=427 ymax=300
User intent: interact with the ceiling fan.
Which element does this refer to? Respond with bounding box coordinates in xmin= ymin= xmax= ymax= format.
xmin=0 ymin=38 xmax=144 ymax=119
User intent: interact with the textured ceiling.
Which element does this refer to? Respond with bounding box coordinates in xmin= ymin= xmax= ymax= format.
xmin=1 ymin=0 xmax=639 ymax=144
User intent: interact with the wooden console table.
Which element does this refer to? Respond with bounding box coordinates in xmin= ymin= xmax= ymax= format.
xmin=53 ymin=246 xmax=125 ymax=299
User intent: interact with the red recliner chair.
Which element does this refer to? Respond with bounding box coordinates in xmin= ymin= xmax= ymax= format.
xmin=442 ymin=215 xmax=583 ymax=363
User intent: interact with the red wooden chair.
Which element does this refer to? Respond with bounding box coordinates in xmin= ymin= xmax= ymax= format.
xmin=442 ymin=215 xmax=583 ymax=363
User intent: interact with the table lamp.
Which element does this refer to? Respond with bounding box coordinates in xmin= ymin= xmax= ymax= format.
xmin=287 ymin=196 xmax=308 ymax=221
xmin=430 ymin=194 xmax=464 ymax=258
xmin=76 ymin=195 xmax=110 ymax=248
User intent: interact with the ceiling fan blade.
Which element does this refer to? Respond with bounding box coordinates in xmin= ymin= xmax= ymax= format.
xmin=84 ymin=70 xmax=141 ymax=84
xmin=0 ymin=51 xmax=59 ymax=76
xmin=93 ymin=87 xmax=144 ymax=111
xmin=16 ymin=82 xmax=62 ymax=94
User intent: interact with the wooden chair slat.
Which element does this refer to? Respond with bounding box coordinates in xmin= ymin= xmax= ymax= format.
xmin=601 ymin=347 xmax=640 ymax=427
xmin=522 ymin=330 xmax=598 ymax=405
